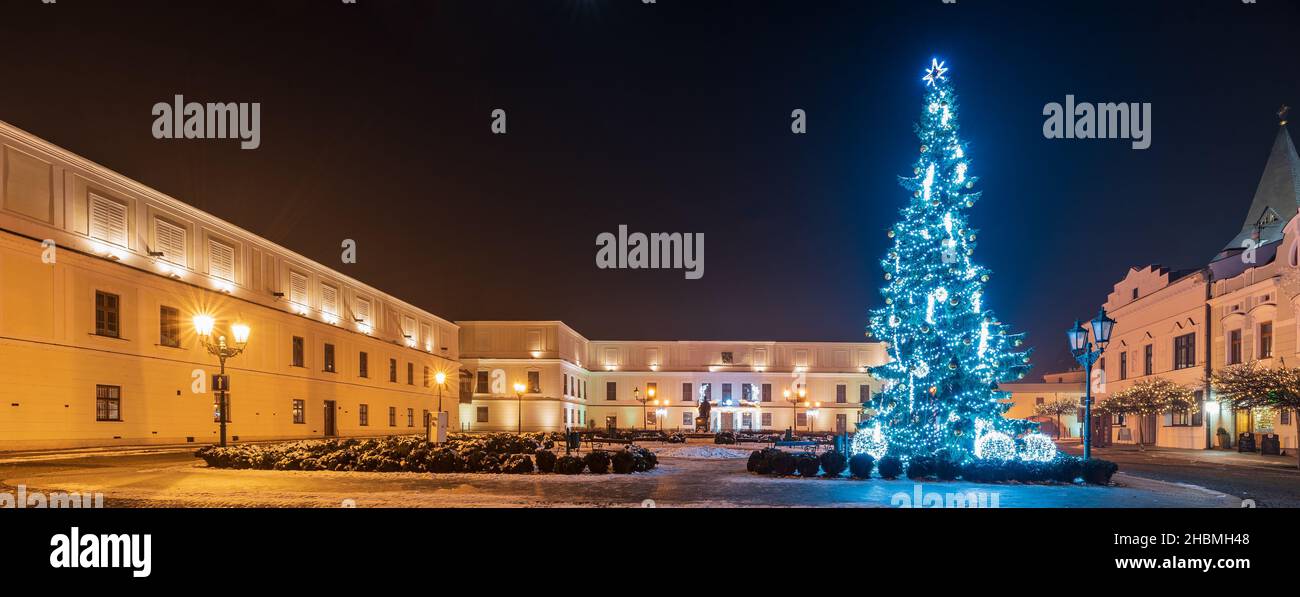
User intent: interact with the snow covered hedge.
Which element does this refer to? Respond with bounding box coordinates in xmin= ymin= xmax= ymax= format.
xmin=194 ymin=433 xmax=659 ymax=475
xmin=745 ymin=449 xmax=1118 ymax=485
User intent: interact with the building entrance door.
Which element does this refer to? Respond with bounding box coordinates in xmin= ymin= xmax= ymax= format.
xmin=836 ymin=414 xmax=847 ymax=433
xmin=1141 ymin=414 xmax=1157 ymax=445
xmin=323 ymin=401 xmax=337 ymax=437
xmin=720 ymin=412 xmax=734 ymax=431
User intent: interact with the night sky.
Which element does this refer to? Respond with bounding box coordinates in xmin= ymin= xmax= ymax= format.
xmin=1 ymin=0 xmax=1298 ymax=372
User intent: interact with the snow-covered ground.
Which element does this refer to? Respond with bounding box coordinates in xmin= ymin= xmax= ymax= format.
xmin=651 ymin=445 xmax=753 ymax=459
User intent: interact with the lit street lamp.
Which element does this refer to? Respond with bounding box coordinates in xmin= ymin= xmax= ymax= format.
xmin=807 ymin=402 xmax=822 ymax=432
xmin=514 ymin=382 xmax=526 ymax=434
xmin=785 ymin=387 xmax=807 ymax=434
xmin=634 ymin=386 xmax=652 ymax=430
xmin=655 ymin=400 xmax=668 ymax=431
xmin=1067 ymin=308 xmax=1116 ymax=460
xmin=194 ymin=315 xmax=250 ymax=447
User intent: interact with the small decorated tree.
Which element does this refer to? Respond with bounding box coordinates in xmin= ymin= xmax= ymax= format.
xmin=1033 ymin=397 xmax=1078 ymax=439
xmin=1212 ymin=363 xmax=1300 ymax=468
xmin=1099 ymin=378 xmax=1198 ymax=450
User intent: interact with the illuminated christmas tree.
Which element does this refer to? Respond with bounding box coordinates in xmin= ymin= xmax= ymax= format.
xmin=860 ymin=59 xmax=1033 ymax=462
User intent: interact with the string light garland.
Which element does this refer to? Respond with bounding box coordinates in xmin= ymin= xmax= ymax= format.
xmin=862 ymin=58 xmax=1032 ymax=461
xmin=1019 ymin=433 xmax=1058 ymax=462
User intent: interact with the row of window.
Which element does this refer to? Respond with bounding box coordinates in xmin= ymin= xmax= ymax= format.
xmin=599 ymin=381 xmax=869 ymax=403
xmin=92 ymin=291 xmax=441 ymax=385
xmin=1112 ymin=325 xmax=1276 ymax=381
xmin=95 ymin=385 xmax=426 ymax=429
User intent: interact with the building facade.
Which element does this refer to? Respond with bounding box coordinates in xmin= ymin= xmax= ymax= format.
xmin=998 ymin=369 xmax=1085 ymax=438
xmin=1090 ymin=122 xmax=1300 ymax=451
xmin=458 ymin=321 xmax=888 ymax=433
xmin=0 ymin=121 xmax=460 ymax=450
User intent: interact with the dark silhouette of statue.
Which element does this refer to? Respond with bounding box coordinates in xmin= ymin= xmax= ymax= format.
xmin=697 ymin=398 xmax=712 ymax=432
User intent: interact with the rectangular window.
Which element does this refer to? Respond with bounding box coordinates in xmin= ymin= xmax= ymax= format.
xmin=721 ymin=351 xmax=734 ymax=365
xmin=646 ymin=412 xmax=656 ymax=426
xmin=1143 ymin=344 xmax=1153 ymax=375
xmin=94 ymin=291 xmax=120 ymax=337
xmin=407 ymin=408 xmax=415 ymax=427
xmin=606 ymin=381 xmax=617 ymax=401
xmin=89 ymin=193 xmax=129 ymax=247
xmin=762 ymin=383 xmax=773 ymax=402
xmin=836 ymin=384 xmax=847 ymax=403
xmin=761 ymin=412 xmax=773 ymax=427
xmin=581 ymin=380 xmax=586 ymax=399
xmin=95 ymin=385 xmax=121 ymax=421
xmin=683 ymin=383 xmax=693 ymax=402
xmin=1173 ymin=333 xmax=1196 ymax=370
xmin=1260 ymin=322 xmax=1273 ymax=359
xmin=1229 ymin=329 xmax=1242 ymax=365
xmin=742 ymin=412 xmax=753 ymax=429
xmin=528 ymin=370 xmax=541 ymax=393
xmin=700 ymin=383 xmax=712 ymax=402
xmin=359 ymin=352 xmax=369 ymax=378
xmin=292 ymin=336 xmax=304 ymax=367
xmin=859 ymin=384 xmax=870 ymax=403
xmin=1119 ymin=352 xmax=1128 ymax=380
xmin=476 ymin=370 xmax=489 ymax=393
xmin=563 ymin=374 xmax=569 ymax=396
xmin=721 ymin=383 xmax=732 ymax=403
xmin=424 ymin=366 xmax=431 ymax=388
xmin=389 ymin=358 xmax=397 ymax=382
xmin=407 ymin=362 xmax=414 ymax=385
xmin=292 ymin=399 xmax=305 ymax=424
xmin=359 ymin=404 xmax=369 ymax=426
xmin=1281 ymin=410 xmax=1292 ymax=426
xmin=683 ymin=411 xmax=693 ymax=426
xmin=477 ymin=406 xmax=489 ymax=423
xmin=646 ymin=382 xmax=657 ymax=400
xmin=289 ymin=271 xmax=309 ymax=308
xmin=154 ymin=218 xmax=187 ymax=265
xmin=159 ymin=305 xmax=180 ymax=347
xmin=213 ymin=395 xmax=230 ymax=423
xmin=1192 ymin=391 xmax=1204 ymax=426
xmin=389 ymin=406 xmax=397 ymax=427
xmin=742 ymin=383 xmax=754 ymax=402
xmin=323 ymin=343 xmax=336 ymax=372
xmin=208 ymin=239 xmax=235 ymax=282
xmin=796 ymin=412 xmax=808 ymax=427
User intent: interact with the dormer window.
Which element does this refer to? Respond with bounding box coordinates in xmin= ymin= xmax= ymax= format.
xmin=1258 ymin=208 xmax=1280 ymax=227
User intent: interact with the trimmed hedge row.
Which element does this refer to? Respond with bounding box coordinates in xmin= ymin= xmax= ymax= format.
xmin=194 ymin=433 xmax=658 ymax=475
xmin=747 ymin=449 xmax=1119 ymax=485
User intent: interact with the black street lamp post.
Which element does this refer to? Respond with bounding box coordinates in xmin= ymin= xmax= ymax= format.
xmin=1067 ymin=308 xmax=1116 ymax=460
xmin=194 ymin=315 xmax=250 ymax=448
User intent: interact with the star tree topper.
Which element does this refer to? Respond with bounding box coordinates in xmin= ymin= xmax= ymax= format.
xmin=922 ymin=58 xmax=948 ymax=87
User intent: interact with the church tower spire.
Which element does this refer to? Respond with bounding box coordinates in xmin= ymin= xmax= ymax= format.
xmin=1216 ymin=111 xmax=1300 ymax=259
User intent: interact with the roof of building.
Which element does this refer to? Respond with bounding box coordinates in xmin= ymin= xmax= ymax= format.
xmin=1218 ymin=124 xmax=1300 ymax=258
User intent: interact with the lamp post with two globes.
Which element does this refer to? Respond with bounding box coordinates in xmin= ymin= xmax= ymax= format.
xmin=1066 ymin=309 xmax=1116 ymax=460
xmin=193 ymin=315 xmax=250 ymax=448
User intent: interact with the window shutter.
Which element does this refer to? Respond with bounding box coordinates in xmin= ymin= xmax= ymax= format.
xmin=289 ymin=272 xmax=308 ymax=306
xmin=421 ymin=323 xmax=433 ymax=351
xmin=320 ymin=284 xmax=338 ymax=317
xmin=89 ymin=193 xmax=128 ymax=247
xmin=354 ymin=298 xmax=371 ymax=324
xmin=155 ymin=218 xmax=187 ymax=265
xmin=209 ymin=240 xmax=235 ymax=281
